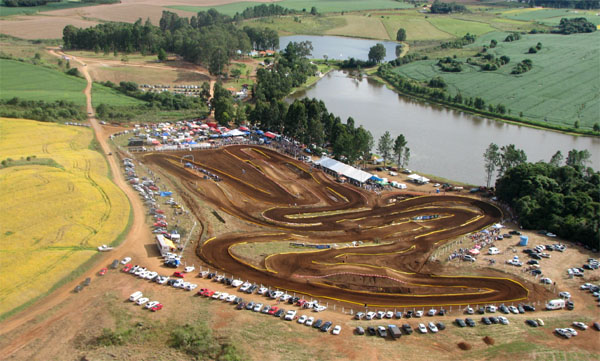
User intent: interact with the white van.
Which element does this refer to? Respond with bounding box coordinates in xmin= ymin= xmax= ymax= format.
xmin=488 ymin=247 xmax=500 ymax=255
xmin=129 ymin=291 xmax=143 ymax=302
xmin=546 ymin=299 xmax=565 ymax=310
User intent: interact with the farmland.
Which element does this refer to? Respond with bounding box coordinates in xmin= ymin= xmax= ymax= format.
xmin=390 ymin=31 xmax=600 ymax=130
xmin=0 ymin=0 xmax=93 ymax=17
xmin=0 ymin=117 xmax=130 ymax=318
xmin=169 ymin=0 xmax=413 ymax=16
xmin=497 ymin=8 xmax=600 ymax=26
xmin=0 ymin=59 xmax=142 ymax=107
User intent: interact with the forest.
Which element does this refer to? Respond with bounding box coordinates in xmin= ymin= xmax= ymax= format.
xmin=496 ymin=158 xmax=599 ymax=250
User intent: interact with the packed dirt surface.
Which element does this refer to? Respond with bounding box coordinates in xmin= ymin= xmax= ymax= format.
xmin=142 ymin=146 xmax=550 ymax=307
xmin=0 ymin=0 xmax=274 ymax=39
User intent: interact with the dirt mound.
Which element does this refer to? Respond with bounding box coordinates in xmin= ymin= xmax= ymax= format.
xmin=483 ymin=336 xmax=495 ymax=345
xmin=458 ymin=342 xmax=472 ymax=350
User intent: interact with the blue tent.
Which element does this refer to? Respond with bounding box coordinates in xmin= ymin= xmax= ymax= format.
xmin=255 ymin=130 xmax=264 ymax=135
xmin=370 ymin=175 xmax=383 ymax=182
xmin=162 ymin=132 xmax=169 ymax=136
xmin=160 ymin=191 xmax=173 ymax=197
xmin=209 ymin=134 xmax=220 ymax=138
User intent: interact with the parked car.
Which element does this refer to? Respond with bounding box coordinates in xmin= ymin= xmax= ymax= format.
xmin=151 ymin=303 xmax=163 ymax=312
xmin=428 ymin=322 xmax=438 ymax=333
xmin=366 ymin=326 xmax=376 ymax=336
xmin=455 ymin=319 xmax=466 ymax=327
xmin=436 ymin=321 xmax=446 ymax=330
xmin=465 ymin=318 xmax=476 ymax=327
xmin=332 ymin=325 xmax=341 ymax=335
xmin=418 ymin=323 xmax=428 ymax=334
xmin=377 ymin=326 xmax=388 ymax=338
xmin=498 ymin=316 xmax=509 ymax=325
xmin=98 ymin=268 xmax=107 ymax=276
xmin=482 ymin=317 xmax=492 ymax=325
xmin=402 ymin=324 xmax=413 ymax=334
xmin=173 ymin=271 xmax=184 ymax=278
xmin=121 ymin=257 xmax=132 ymax=264
xmin=573 ymin=321 xmax=588 ymax=330
xmin=305 ymin=316 xmax=314 ymax=326
xmin=525 ymin=319 xmax=539 ymax=327
xmin=320 ymin=322 xmax=332 ymax=332
xmin=355 ymin=326 xmax=365 ymax=335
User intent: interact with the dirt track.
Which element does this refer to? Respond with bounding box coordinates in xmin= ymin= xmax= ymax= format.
xmin=143 ymin=146 xmax=537 ymax=307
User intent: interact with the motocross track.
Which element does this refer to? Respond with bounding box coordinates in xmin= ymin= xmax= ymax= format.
xmin=143 ymin=146 xmax=535 ymax=307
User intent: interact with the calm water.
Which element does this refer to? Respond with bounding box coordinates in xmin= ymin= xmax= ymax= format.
xmin=289 ymin=71 xmax=600 ymax=185
xmin=279 ymin=35 xmax=401 ymax=62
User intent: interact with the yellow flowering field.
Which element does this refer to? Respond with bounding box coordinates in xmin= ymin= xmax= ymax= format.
xmin=0 ymin=118 xmax=130 ymax=317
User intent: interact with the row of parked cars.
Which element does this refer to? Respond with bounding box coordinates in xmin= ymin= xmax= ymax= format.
xmin=197 ymin=271 xmax=329 ymax=313
xmin=356 ymin=321 xmax=445 ymax=338
xmin=196 ymin=287 xmax=342 ymax=334
xmin=128 ymin=291 xmax=163 ymax=311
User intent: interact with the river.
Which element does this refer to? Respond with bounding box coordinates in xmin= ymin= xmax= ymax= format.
xmin=280 ymin=35 xmax=401 ymax=62
xmin=288 ymin=70 xmax=600 ymax=185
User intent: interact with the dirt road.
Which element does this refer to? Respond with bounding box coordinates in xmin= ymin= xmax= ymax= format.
xmin=0 ymin=50 xmax=156 ymax=359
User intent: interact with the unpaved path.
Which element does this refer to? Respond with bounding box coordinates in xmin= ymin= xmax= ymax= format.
xmin=0 ymin=50 xmax=157 ymax=359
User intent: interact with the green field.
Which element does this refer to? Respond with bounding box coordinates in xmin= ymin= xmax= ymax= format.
xmin=427 ymin=16 xmax=496 ymax=37
xmin=0 ymin=0 xmax=92 ymax=17
xmin=0 ymin=59 xmax=142 ymax=107
xmin=499 ymin=8 xmax=600 ymax=26
xmin=169 ymin=0 xmax=413 ymax=16
xmin=391 ymin=31 xmax=600 ymax=129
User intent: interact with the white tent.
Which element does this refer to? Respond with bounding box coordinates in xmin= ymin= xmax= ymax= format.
xmin=315 ymin=157 xmax=373 ymax=184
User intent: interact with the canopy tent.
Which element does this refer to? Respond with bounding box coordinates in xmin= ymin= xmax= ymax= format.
xmin=315 ymin=157 xmax=373 ymax=184
xmin=469 ymin=248 xmax=480 ymax=255
xmin=238 ymin=126 xmax=249 ymax=131
xmin=264 ymin=131 xmax=277 ymax=139
xmin=223 ymin=129 xmax=247 ymax=137
xmin=255 ymin=130 xmax=265 ymax=135
xmin=407 ymin=173 xmax=430 ymax=184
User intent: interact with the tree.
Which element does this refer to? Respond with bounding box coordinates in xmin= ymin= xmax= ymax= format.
xmin=377 ymin=131 xmax=393 ymax=166
xmin=393 ymin=134 xmax=407 ymax=168
xmin=310 ymin=6 xmax=318 ymax=15
xmin=368 ymin=43 xmax=386 ymax=64
xmin=483 ymin=143 xmax=500 ymax=188
xmin=230 ymin=68 xmax=242 ymax=80
xmin=402 ymin=147 xmax=410 ymax=168
xmin=396 ymin=28 xmax=406 ymax=42
xmin=566 ymin=149 xmax=591 ymax=168
xmin=498 ymin=144 xmax=527 ymax=176
xmin=209 ymin=47 xmax=229 ymax=76
xmin=549 ymin=150 xmax=563 ymax=167
xmin=157 ymin=48 xmax=167 ymax=62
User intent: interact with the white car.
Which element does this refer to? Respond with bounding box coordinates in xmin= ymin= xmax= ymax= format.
xmin=418 ymin=323 xmax=428 ymax=333
xmin=428 ymin=322 xmax=438 ymax=333
xmin=385 ymin=311 xmax=394 ymax=319
xmin=231 ymin=279 xmax=243 ymax=287
xmin=239 ymin=283 xmax=251 ymax=292
xmin=564 ymin=328 xmax=578 ymax=336
xmin=129 ymin=265 xmax=139 ymax=274
xmin=136 ymin=297 xmax=149 ymax=306
xmin=465 ymin=307 xmax=474 ymax=315
xmin=129 ymin=291 xmax=143 ymax=302
xmin=365 ymin=312 xmax=376 ymax=320
xmin=199 ymin=271 xmax=209 ymax=278
xmin=145 ymin=301 xmax=159 ymax=309
xmin=272 ymin=291 xmax=284 ymax=299
xmin=121 ymin=257 xmax=132 ymax=264
xmin=559 ymin=291 xmax=571 ymax=299
xmin=219 ymin=292 xmax=229 ymax=300
xmin=134 ymin=267 xmax=147 ymax=276
xmin=97 ymin=245 xmax=113 ymax=252
xmin=540 ymin=277 xmax=552 ymax=285
xmin=186 ymin=283 xmax=198 ymax=291
xmin=145 ymin=271 xmax=158 ymax=280
xmin=498 ymin=316 xmax=509 ymax=325
xmin=536 ymin=318 xmax=544 ymax=326
xmin=257 ymin=287 xmax=268 ymax=295
xmin=486 ymin=305 xmax=497 ymax=313
xmin=181 ymin=282 xmax=191 ymax=289
xmin=214 ymin=275 xmax=224 ymax=282
xmin=211 ymin=291 xmax=221 ymax=299
xmin=508 ymin=306 xmax=519 ymax=314
xmin=226 ymin=294 xmax=236 ymax=302
xmin=314 ymin=305 xmax=327 ymax=312
xmin=580 ymin=283 xmax=593 ymax=290
xmin=284 ymin=310 xmax=297 ymax=321
xmin=280 ymin=294 xmax=292 ymax=302
xmin=306 ymin=316 xmax=315 ymax=326
xmin=173 ymin=279 xmax=184 ymax=288
xmin=332 ymin=325 xmax=341 ymax=335
xmin=253 ymin=303 xmax=263 ymax=312
xmin=297 ymin=315 xmax=308 ymax=324
xmin=415 ymin=310 xmax=423 ymax=318
xmin=572 ymin=322 xmax=588 ymax=330
xmin=376 ymin=311 xmax=385 ymax=319
xmin=184 ymin=266 xmax=195 ymax=273
xmin=427 ymin=308 xmax=437 ymax=316
xmin=158 ymin=276 xmax=169 ymax=284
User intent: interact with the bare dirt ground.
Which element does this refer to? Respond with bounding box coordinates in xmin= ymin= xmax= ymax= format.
xmin=0 ymin=0 xmax=274 ymax=39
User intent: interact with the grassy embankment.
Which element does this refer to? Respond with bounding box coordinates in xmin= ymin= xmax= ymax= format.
xmin=0 ymin=118 xmax=131 ymax=319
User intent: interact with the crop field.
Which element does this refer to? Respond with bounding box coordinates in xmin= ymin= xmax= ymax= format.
xmin=426 ymin=16 xmax=496 ymax=37
xmin=0 ymin=59 xmax=142 ymax=107
xmin=324 ymin=14 xmax=390 ymax=39
xmin=244 ymin=14 xmax=346 ymax=36
xmin=381 ymin=13 xmax=454 ymax=40
xmin=499 ymin=8 xmax=600 ymax=26
xmin=0 ymin=118 xmax=130 ymax=317
xmin=391 ymin=31 xmax=600 ymax=130
xmin=169 ymin=0 xmax=412 ymax=16
xmin=0 ymin=0 xmax=92 ymax=17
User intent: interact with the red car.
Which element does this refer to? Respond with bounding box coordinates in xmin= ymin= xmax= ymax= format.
xmin=205 ymin=290 xmax=215 ymax=297
xmin=297 ymin=299 xmax=307 ymax=307
xmin=98 ymin=268 xmax=108 ymax=276
xmin=151 ymin=303 xmax=163 ymax=312
xmin=122 ymin=264 xmax=132 ymax=273
xmin=268 ymin=306 xmax=279 ymax=315
xmin=200 ymin=289 xmax=211 ymax=296
xmin=173 ymin=271 xmax=185 ymax=278
xmin=154 ymin=209 xmax=164 ymax=214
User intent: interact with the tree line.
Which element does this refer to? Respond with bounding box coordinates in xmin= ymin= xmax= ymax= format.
xmin=63 ymin=10 xmax=279 ymax=75
xmin=554 ymin=17 xmax=597 ymax=34
xmin=525 ymin=0 xmax=599 ymax=10
xmin=3 ymin=0 xmax=58 ymax=6
xmin=430 ymin=0 xmax=466 ymax=14
xmin=377 ymin=131 xmax=410 ymax=169
xmin=488 ymin=144 xmax=598 ymax=249
xmin=0 ymin=97 xmax=86 ymax=122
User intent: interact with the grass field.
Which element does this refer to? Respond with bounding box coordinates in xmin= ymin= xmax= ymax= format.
xmin=381 ymin=13 xmax=453 ymax=40
xmin=0 ymin=59 xmax=142 ymax=107
xmin=426 ymin=16 xmax=496 ymax=37
xmin=168 ymin=0 xmax=413 ymax=16
xmin=0 ymin=0 xmax=92 ymax=17
xmin=499 ymin=8 xmax=600 ymax=26
xmin=0 ymin=117 xmax=130 ymax=317
xmin=243 ymin=13 xmax=346 ymax=36
xmin=391 ymin=31 xmax=600 ymax=130
xmin=324 ymin=14 xmax=390 ymax=39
